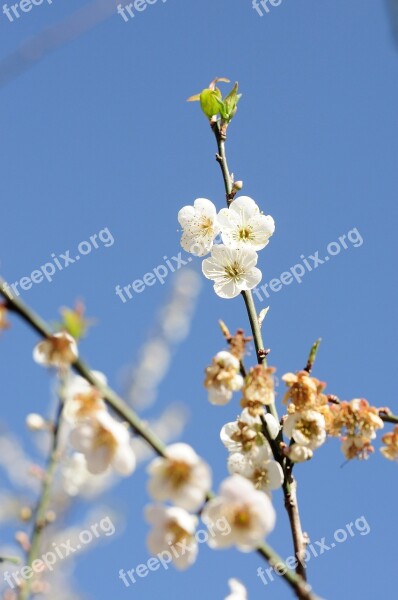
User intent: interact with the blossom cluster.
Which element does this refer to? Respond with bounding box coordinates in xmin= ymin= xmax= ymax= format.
xmin=33 ymin=332 xmax=136 ymax=476
xmin=178 ymin=196 xmax=275 ymax=298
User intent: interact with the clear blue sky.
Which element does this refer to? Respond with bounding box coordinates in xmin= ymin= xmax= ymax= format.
xmin=1 ymin=1 xmax=397 ymax=598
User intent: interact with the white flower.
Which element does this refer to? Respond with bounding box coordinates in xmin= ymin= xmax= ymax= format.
xmin=218 ymin=196 xmax=275 ymax=251
xmin=201 ymin=474 xmax=276 ymax=551
xmin=220 ymin=409 xmax=263 ymax=453
xmin=225 ymin=579 xmax=248 ymax=600
xmin=33 ymin=332 xmax=78 ymax=368
xmin=63 ymin=372 xmax=107 ymax=423
xmin=202 ymin=245 xmax=262 ymax=299
xmin=178 ymin=198 xmax=220 ymax=257
xmin=69 ymin=410 xmax=136 ymax=476
xmin=205 ymin=351 xmax=244 ymax=406
xmin=145 ymin=505 xmax=198 ymax=570
xmin=283 ymin=410 xmax=326 ymax=449
xmin=147 ymin=443 xmax=211 ymax=511
xmin=288 ymin=444 xmax=314 ymax=463
xmin=227 ymin=445 xmax=284 ymax=493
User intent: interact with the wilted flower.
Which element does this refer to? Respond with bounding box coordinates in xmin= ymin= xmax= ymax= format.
xmin=282 ymin=371 xmax=326 ymax=411
xmin=204 ymin=351 xmax=243 ymax=405
xmin=380 ymin=425 xmax=398 ymax=461
xmin=225 ymin=578 xmax=248 ymax=600
xmin=220 ymin=409 xmax=264 ymax=453
xmin=283 ymin=410 xmax=326 ymax=449
xmin=218 ymin=196 xmax=275 ymax=251
xmin=147 ymin=443 xmax=211 ymax=511
xmin=201 ymin=474 xmax=276 ymax=551
xmin=341 ymin=436 xmax=374 ymax=460
xmin=145 ymin=505 xmax=198 ymax=570
xmin=69 ymin=410 xmax=136 ymax=476
xmin=327 ymin=399 xmax=384 ymax=439
xmin=202 ymin=245 xmax=262 ymax=299
xmin=63 ymin=371 xmax=107 ymax=423
xmin=241 ymin=365 xmax=276 ymax=416
xmin=178 ymin=198 xmax=220 ymax=257
xmin=227 ymin=445 xmax=284 ymax=493
xmin=33 ymin=332 xmax=78 ymax=368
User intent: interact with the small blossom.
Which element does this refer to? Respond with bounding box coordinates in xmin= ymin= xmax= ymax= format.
xmin=201 ymin=474 xmax=276 ymax=551
xmin=218 ymin=196 xmax=275 ymax=251
xmin=287 ymin=444 xmax=314 ymax=463
xmin=63 ymin=372 xmax=107 ymax=423
xmin=220 ymin=409 xmax=265 ymax=453
xmin=241 ymin=365 xmax=276 ymax=416
xmin=380 ymin=425 xmax=398 ymax=462
xmin=147 ymin=443 xmax=211 ymax=511
xmin=26 ymin=414 xmax=47 ymax=431
xmin=282 ymin=370 xmax=327 ymax=411
xmin=204 ymin=351 xmax=244 ymax=405
xmin=178 ymin=198 xmax=220 ymax=256
xmin=33 ymin=332 xmax=78 ymax=368
xmin=227 ymin=446 xmax=284 ymax=493
xmin=145 ymin=505 xmax=198 ymax=570
xmin=202 ymin=245 xmax=262 ymax=299
xmin=69 ymin=410 xmax=136 ymax=476
xmin=283 ymin=410 xmax=326 ymax=449
xmin=225 ymin=579 xmax=248 ymax=600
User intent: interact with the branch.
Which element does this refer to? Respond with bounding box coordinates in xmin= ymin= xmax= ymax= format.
xmin=327 ymin=395 xmax=398 ymax=425
xmin=0 ymin=279 xmax=322 ymax=600
xmin=210 ymin=122 xmax=309 ymax=584
xmin=19 ymin=389 xmax=65 ymax=600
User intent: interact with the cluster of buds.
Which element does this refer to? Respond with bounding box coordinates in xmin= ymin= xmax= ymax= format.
xmin=326 ymin=399 xmax=384 ymax=460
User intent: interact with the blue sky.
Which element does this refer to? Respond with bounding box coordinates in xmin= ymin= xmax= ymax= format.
xmin=0 ymin=0 xmax=397 ymax=598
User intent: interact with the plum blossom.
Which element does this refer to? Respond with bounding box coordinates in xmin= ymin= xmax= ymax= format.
xmin=69 ymin=410 xmax=136 ymax=476
xmin=63 ymin=371 xmax=107 ymax=423
xmin=287 ymin=444 xmax=314 ymax=463
xmin=225 ymin=579 xmax=248 ymax=600
xmin=283 ymin=410 xmax=326 ymax=450
xmin=227 ymin=445 xmax=284 ymax=493
xmin=204 ymin=351 xmax=243 ymax=405
xmin=218 ymin=196 xmax=275 ymax=251
xmin=201 ymin=474 xmax=276 ymax=551
xmin=33 ymin=332 xmax=78 ymax=368
xmin=241 ymin=365 xmax=276 ymax=416
xmin=147 ymin=443 xmax=211 ymax=511
xmin=202 ymin=245 xmax=262 ymax=299
xmin=220 ymin=409 xmax=264 ymax=453
xmin=145 ymin=505 xmax=198 ymax=570
xmin=178 ymin=198 xmax=220 ymax=256
xmin=282 ymin=370 xmax=326 ymax=412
